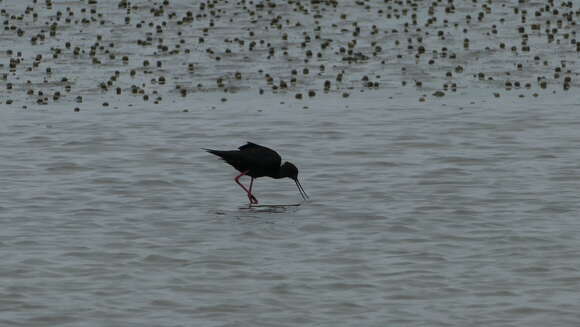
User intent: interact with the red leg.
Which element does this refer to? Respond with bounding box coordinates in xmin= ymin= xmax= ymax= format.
xmin=234 ymin=170 xmax=251 ymax=193
xmin=234 ymin=171 xmax=258 ymax=204
xmin=248 ymin=177 xmax=258 ymax=204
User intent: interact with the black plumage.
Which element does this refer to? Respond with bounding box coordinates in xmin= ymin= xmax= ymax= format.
xmin=204 ymin=142 xmax=308 ymax=204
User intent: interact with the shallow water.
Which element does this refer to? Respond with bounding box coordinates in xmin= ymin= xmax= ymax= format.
xmin=3 ymin=95 xmax=580 ymax=326
xmin=2 ymin=0 xmax=580 ymax=326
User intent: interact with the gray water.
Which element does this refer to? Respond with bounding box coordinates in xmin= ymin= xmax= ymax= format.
xmin=2 ymin=96 xmax=580 ymax=326
xmin=3 ymin=0 xmax=580 ymax=326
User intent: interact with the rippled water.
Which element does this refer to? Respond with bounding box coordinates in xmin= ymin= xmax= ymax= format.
xmin=2 ymin=93 xmax=580 ymax=326
xmin=3 ymin=0 xmax=580 ymax=325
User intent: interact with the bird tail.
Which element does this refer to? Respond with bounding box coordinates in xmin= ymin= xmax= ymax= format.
xmin=203 ymin=149 xmax=240 ymax=169
xmin=203 ymin=148 xmax=227 ymax=159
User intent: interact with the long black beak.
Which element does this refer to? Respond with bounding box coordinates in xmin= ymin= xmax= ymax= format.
xmin=294 ymin=178 xmax=309 ymax=200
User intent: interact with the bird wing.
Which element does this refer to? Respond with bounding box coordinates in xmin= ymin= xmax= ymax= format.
xmin=240 ymin=145 xmax=281 ymax=168
xmin=238 ymin=142 xmax=261 ymax=150
xmin=238 ymin=142 xmax=281 ymax=166
xmin=205 ymin=149 xmax=249 ymax=171
xmin=238 ymin=143 xmax=282 ymax=176
xmin=206 ymin=143 xmax=282 ymax=177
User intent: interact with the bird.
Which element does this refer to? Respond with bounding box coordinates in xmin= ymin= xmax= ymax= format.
xmin=203 ymin=142 xmax=308 ymax=205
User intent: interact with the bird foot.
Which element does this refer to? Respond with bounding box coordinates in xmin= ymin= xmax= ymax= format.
xmin=248 ymin=194 xmax=258 ymax=205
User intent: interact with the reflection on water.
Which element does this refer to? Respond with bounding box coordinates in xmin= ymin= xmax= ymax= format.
xmin=2 ymin=0 xmax=580 ymax=326
xmin=2 ymin=97 xmax=580 ymax=326
xmin=240 ymin=204 xmax=303 ymax=214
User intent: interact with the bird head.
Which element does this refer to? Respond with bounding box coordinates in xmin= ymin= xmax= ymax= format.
xmin=280 ymin=162 xmax=299 ymax=180
xmin=281 ymin=162 xmax=308 ymax=200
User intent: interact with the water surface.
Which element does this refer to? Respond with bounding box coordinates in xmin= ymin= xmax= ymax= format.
xmin=2 ymin=0 xmax=580 ymax=326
